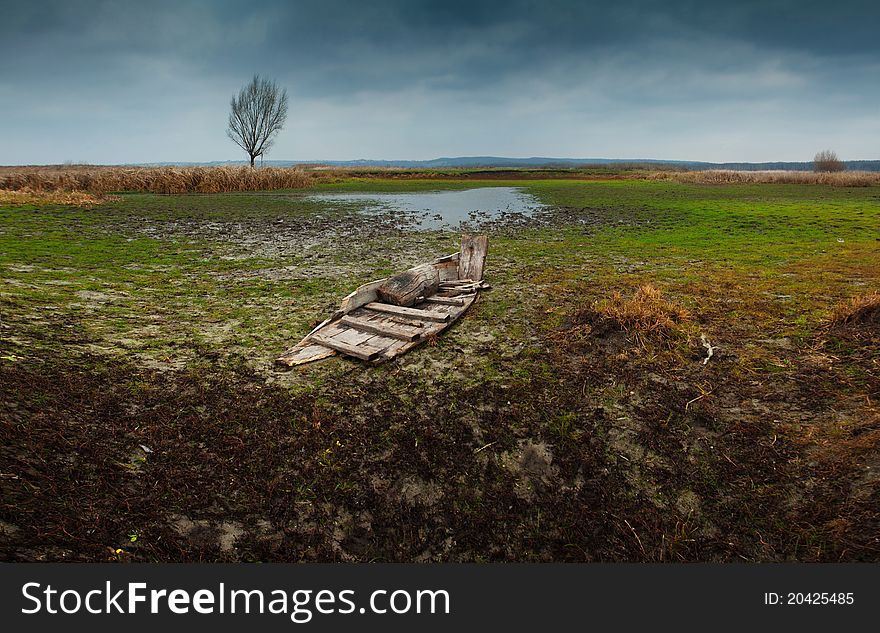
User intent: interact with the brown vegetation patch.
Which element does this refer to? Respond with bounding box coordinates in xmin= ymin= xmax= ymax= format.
xmin=0 ymin=165 xmax=317 ymax=195
xmin=828 ymin=291 xmax=880 ymax=329
xmin=647 ymin=169 xmax=880 ymax=186
xmin=0 ymin=188 xmax=113 ymax=207
xmin=3 ymin=305 xmax=879 ymax=562
xmin=564 ymin=284 xmax=691 ymax=349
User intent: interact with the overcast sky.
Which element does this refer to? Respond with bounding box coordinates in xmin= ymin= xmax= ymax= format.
xmin=1 ymin=0 xmax=878 ymax=164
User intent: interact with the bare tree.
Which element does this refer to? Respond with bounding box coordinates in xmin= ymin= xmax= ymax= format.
xmin=814 ymin=149 xmax=844 ymax=173
xmin=227 ymin=75 xmax=288 ymax=167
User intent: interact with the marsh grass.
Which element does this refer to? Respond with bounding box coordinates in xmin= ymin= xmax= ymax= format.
xmin=0 ymin=165 xmax=316 ymax=194
xmin=646 ymin=169 xmax=880 ymax=186
xmin=0 ymin=188 xmax=113 ymax=206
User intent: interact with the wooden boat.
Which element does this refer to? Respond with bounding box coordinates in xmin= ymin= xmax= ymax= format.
xmin=276 ymin=235 xmax=489 ymax=366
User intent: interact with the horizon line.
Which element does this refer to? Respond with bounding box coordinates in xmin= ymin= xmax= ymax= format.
xmin=4 ymin=155 xmax=880 ymax=169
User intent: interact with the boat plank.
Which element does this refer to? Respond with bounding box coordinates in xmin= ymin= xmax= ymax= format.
xmin=459 ymin=234 xmax=488 ymax=281
xmin=422 ymin=296 xmax=465 ymax=306
xmin=364 ymin=302 xmax=450 ymax=322
xmin=339 ymin=278 xmax=388 ymax=314
xmin=339 ymin=315 xmax=420 ymax=341
xmin=309 ymin=334 xmax=382 ymax=361
xmin=361 ymin=333 xmax=401 ymax=350
xmin=439 ymin=287 xmax=480 ymax=297
xmin=378 ymin=339 xmax=410 ymax=360
xmin=328 ymin=326 xmax=376 ymax=346
xmin=275 ymin=343 xmax=336 ymax=366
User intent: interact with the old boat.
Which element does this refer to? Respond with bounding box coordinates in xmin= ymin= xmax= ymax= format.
xmin=276 ymin=235 xmax=489 ymax=366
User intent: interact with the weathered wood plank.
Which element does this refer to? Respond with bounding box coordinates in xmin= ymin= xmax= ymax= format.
xmin=378 ymin=263 xmax=440 ymax=307
xmin=275 ymin=343 xmax=336 ymax=366
xmin=331 ymin=326 xmax=376 ymax=346
xmin=309 ymin=334 xmax=382 ymax=361
xmin=459 ymin=234 xmax=488 ymax=281
xmin=378 ymin=339 xmax=409 ymax=360
xmin=363 ymin=302 xmax=450 ymax=322
xmin=431 ymin=252 xmax=460 ymax=264
xmin=439 ymin=288 xmax=478 ymax=297
xmin=384 ymin=315 xmax=424 ymax=327
xmin=339 ymin=315 xmax=421 ymax=341
xmin=361 ymin=332 xmax=401 ymax=351
xmin=436 ymin=260 xmax=459 ymax=282
xmin=439 ymin=279 xmax=488 ymax=295
xmin=422 ymin=296 xmax=465 ymax=306
xmin=339 ymin=278 xmax=388 ymax=313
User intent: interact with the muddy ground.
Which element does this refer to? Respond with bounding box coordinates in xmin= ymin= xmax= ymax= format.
xmin=1 ymin=182 xmax=878 ymax=561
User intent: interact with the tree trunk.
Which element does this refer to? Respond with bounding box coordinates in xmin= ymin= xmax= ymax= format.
xmin=250 ymin=155 xmax=256 ymax=168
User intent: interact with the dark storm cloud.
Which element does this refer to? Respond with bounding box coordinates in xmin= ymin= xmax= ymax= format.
xmin=1 ymin=0 xmax=878 ymax=163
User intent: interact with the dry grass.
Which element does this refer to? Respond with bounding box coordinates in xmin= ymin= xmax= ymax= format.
xmin=646 ymin=169 xmax=880 ymax=186
xmin=558 ymin=284 xmax=692 ymax=350
xmin=828 ymin=291 xmax=880 ymax=328
xmin=0 ymin=188 xmax=113 ymax=206
xmin=0 ymin=165 xmax=317 ymax=194
xmin=595 ymin=285 xmax=691 ymax=342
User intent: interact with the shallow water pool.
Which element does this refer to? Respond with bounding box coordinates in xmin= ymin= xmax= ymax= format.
xmin=304 ymin=186 xmax=545 ymax=230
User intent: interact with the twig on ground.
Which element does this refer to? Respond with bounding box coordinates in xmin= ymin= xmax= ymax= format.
xmin=623 ymin=518 xmax=648 ymax=558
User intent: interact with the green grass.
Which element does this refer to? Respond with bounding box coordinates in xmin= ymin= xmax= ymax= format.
xmin=1 ymin=178 xmax=878 ymax=365
xmin=523 ymin=179 xmax=879 ymax=264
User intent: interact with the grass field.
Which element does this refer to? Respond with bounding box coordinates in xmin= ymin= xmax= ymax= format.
xmin=1 ymin=177 xmax=878 ymax=561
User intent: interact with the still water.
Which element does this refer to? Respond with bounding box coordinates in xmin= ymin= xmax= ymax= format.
xmin=305 ymin=186 xmax=545 ymax=230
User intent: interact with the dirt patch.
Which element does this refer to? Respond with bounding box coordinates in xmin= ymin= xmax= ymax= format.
xmin=169 ymin=515 xmax=245 ymax=553
xmin=501 ymin=441 xmax=558 ymax=501
xmin=393 ymin=475 xmax=445 ymax=507
xmin=0 ymin=350 xmax=627 ymax=562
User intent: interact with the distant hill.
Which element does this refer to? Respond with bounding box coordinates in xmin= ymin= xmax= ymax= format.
xmin=135 ymin=157 xmax=880 ymax=171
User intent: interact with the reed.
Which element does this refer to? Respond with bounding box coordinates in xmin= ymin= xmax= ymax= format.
xmin=0 ymin=165 xmax=316 ymax=194
xmin=0 ymin=188 xmax=112 ymax=206
xmin=645 ymin=169 xmax=880 ymax=186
